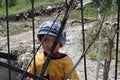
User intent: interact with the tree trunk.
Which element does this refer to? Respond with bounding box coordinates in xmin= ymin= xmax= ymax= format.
xmin=103 ymin=0 xmax=116 ymax=80
xmin=103 ymin=38 xmax=113 ymax=80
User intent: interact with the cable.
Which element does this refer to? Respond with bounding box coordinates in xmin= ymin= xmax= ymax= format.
xmin=79 ymin=0 xmax=87 ymax=80
xmin=115 ymin=0 xmax=120 ymax=79
xmin=31 ymin=0 xmax=37 ymax=79
xmin=5 ymin=0 xmax=11 ymax=80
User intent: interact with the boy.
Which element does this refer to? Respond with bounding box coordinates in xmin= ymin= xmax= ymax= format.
xmin=26 ymin=20 xmax=79 ymax=80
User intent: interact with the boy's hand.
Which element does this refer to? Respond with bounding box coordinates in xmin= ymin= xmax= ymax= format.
xmin=50 ymin=75 xmax=57 ymax=80
xmin=26 ymin=77 xmax=34 ymax=80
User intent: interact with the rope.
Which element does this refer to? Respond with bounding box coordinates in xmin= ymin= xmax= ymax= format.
xmin=31 ymin=0 xmax=37 ymax=76
xmin=79 ymin=0 xmax=87 ymax=80
xmin=115 ymin=0 xmax=120 ymax=79
xmin=5 ymin=0 xmax=11 ymax=80
xmin=38 ymin=0 xmax=74 ymax=79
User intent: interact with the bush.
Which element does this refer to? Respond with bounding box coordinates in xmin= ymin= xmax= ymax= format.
xmin=9 ymin=0 xmax=17 ymax=7
xmin=0 ymin=0 xmax=2 ymax=7
xmin=88 ymin=52 xmax=97 ymax=60
xmin=92 ymin=0 xmax=112 ymax=7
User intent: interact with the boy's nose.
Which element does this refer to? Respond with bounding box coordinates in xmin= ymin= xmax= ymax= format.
xmin=47 ymin=43 xmax=52 ymax=47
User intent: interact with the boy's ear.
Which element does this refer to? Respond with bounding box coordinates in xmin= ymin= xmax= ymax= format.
xmin=37 ymin=35 xmax=42 ymax=41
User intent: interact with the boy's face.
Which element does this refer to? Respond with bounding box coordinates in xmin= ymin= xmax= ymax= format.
xmin=40 ymin=35 xmax=61 ymax=54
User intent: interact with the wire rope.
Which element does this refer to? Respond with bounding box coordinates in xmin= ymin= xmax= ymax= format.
xmin=115 ymin=0 xmax=120 ymax=79
xmin=5 ymin=0 xmax=11 ymax=80
xmin=79 ymin=0 xmax=87 ymax=80
xmin=30 ymin=0 xmax=37 ymax=80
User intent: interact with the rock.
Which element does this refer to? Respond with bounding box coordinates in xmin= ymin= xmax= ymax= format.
xmin=17 ymin=52 xmax=33 ymax=70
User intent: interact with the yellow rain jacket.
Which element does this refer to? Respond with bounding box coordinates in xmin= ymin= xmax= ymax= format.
xmin=27 ymin=52 xmax=79 ymax=80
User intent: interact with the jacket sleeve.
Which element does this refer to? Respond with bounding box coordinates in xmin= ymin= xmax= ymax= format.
xmin=64 ymin=57 xmax=80 ymax=80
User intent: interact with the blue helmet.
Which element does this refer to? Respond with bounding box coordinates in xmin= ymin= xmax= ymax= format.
xmin=37 ymin=20 xmax=66 ymax=47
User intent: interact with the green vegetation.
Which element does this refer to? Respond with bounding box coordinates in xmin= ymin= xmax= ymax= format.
xmin=9 ymin=24 xmax=27 ymax=36
xmin=86 ymin=23 xmax=116 ymax=61
xmin=88 ymin=51 xmax=98 ymax=60
xmin=9 ymin=0 xmax=17 ymax=7
xmin=0 ymin=0 xmax=63 ymax=17
xmin=0 ymin=47 xmax=3 ymax=51
xmin=69 ymin=0 xmax=117 ymax=20
xmin=69 ymin=3 xmax=100 ymax=20
xmin=0 ymin=22 xmax=31 ymax=36
xmin=0 ymin=0 xmax=117 ymax=18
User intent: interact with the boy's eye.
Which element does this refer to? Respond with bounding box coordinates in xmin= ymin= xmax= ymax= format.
xmin=44 ymin=39 xmax=48 ymax=43
xmin=43 ymin=38 xmax=54 ymax=43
